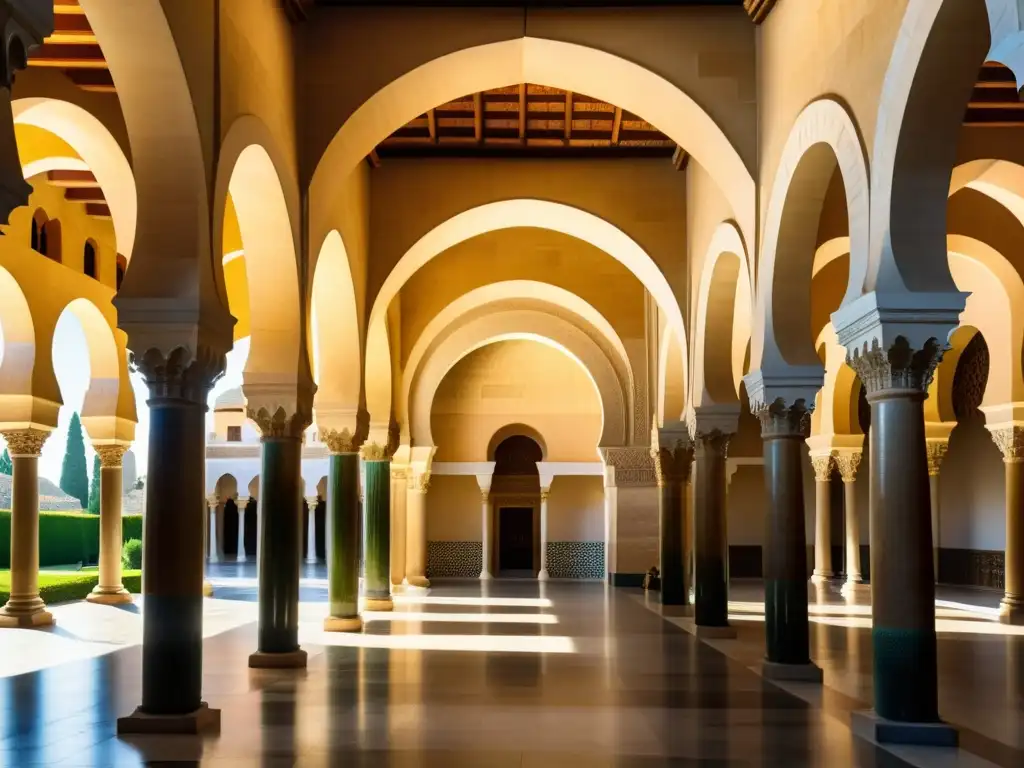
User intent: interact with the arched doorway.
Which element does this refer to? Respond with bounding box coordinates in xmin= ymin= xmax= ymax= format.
xmin=491 ymin=434 xmax=543 ymax=578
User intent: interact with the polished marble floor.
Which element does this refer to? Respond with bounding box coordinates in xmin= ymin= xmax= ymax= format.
xmin=0 ymin=568 xmax=1014 ymax=766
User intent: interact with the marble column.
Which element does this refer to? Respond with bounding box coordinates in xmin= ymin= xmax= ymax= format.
xmin=692 ymin=423 xmax=734 ymax=635
xmin=926 ymin=440 xmax=948 ymax=581
xmin=0 ymin=429 xmax=52 ymax=627
xmin=362 ymin=443 xmax=393 ymax=609
xmin=390 ymin=466 xmax=408 ymax=586
xmin=405 ymin=471 xmax=430 ymax=588
xmin=602 ymin=465 xmax=617 ymax=582
xmin=117 ymin=347 xmax=223 ymax=734
xmin=248 ymin=408 xmax=308 ymax=670
xmin=758 ymin=401 xmax=819 ymax=679
xmin=236 ymin=496 xmax=249 ymax=563
xmin=835 ymin=450 xmax=867 ymax=595
xmin=538 ymin=486 xmax=551 ymax=581
xmin=206 ymin=497 xmax=220 ymax=564
xmin=479 ymin=485 xmax=492 ymax=580
xmin=305 ymin=497 xmax=318 ymax=564
xmin=322 ymin=429 xmax=361 ymax=632
xmin=88 ymin=445 xmax=132 ymax=605
xmin=809 ymin=452 xmax=835 ymax=584
xmin=848 ymin=340 xmax=944 ymax=727
xmin=989 ymin=425 xmax=1024 ymax=625
xmin=652 ymin=433 xmax=694 ymax=605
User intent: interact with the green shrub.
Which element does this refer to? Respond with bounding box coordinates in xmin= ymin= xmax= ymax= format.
xmin=0 ymin=569 xmax=142 ymax=605
xmin=122 ymin=538 xmax=142 ymax=570
xmin=122 ymin=514 xmax=143 ymax=542
xmin=0 ymin=510 xmax=146 ymax=568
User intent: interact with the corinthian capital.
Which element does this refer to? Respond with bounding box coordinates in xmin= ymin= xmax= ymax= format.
xmin=133 ymin=346 xmax=226 ymax=406
xmin=95 ymin=444 xmax=128 ymax=469
xmin=650 ymin=438 xmax=694 ymax=487
xmin=2 ymin=427 xmax=49 ymax=457
xmin=359 ymin=441 xmax=388 ymax=461
xmin=321 ymin=427 xmax=357 ymax=455
xmin=809 ymin=452 xmax=834 ymax=482
xmin=833 ymin=450 xmax=862 ymax=483
xmin=248 ymin=405 xmax=311 ymax=440
xmin=752 ymin=398 xmax=810 ymax=440
xmin=847 ymin=337 xmax=944 ymax=398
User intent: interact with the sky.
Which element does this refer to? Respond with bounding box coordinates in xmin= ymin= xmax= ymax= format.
xmin=0 ymin=314 xmax=250 ymax=489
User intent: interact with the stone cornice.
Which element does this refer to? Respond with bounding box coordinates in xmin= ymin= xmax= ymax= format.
xmin=744 ymin=0 xmax=778 ymax=24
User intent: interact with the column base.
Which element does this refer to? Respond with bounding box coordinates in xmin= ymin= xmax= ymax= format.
xmin=850 ymin=710 xmax=958 ymax=747
xmin=810 ymin=572 xmax=835 ymax=585
xmin=758 ymin=660 xmax=823 ymax=683
xmin=999 ymin=596 xmax=1024 ymax=625
xmin=0 ymin=602 xmax=54 ymax=628
xmin=117 ymin=702 xmax=221 ymax=735
xmin=364 ymin=597 xmax=394 ymax=611
xmin=236 ymin=556 xmax=247 ymax=564
xmin=306 ymin=558 xmax=318 ymax=565
xmin=86 ymin=586 xmax=132 ymax=606
xmin=248 ymin=649 xmax=308 ymax=669
xmin=324 ymin=615 xmax=363 ymax=633
xmin=694 ymin=624 xmax=736 ymax=639
xmin=479 ymin=571 xmax=492 ymax=581
xmin=209 ymin=557 xmax=220 ymax=565
xmin=840 ymin=580 xmax=871 ymax=598
xmin=405 ymin=576 xmax=431 ymax=589
xmin=538 ymin=569 xmax=550 ymax=582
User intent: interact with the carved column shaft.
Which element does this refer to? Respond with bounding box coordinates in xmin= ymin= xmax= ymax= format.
xmin=652 ymin=438 xmax=694 ymax=605
xmin=990 ymin=425 xmax=1024 ymax=625
xmin=322 ymin=428 xmax=361 ymax=632
xmin=88 ymin=445 xmax=132 ymax=605
xmin=693 ymin=429 xmax=731 ymax=628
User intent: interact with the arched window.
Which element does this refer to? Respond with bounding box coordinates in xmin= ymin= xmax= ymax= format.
xmin=42 ymin=219 xmax=62 ymax=263
xmin=115 ymin=253 xmax=127 ymax=291
xmin=83 ymin=240 xmax=97 ymax=279
xmin=31 ymin=209 xmax=47 ymax=253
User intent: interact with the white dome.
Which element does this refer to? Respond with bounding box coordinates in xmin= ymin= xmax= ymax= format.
xmin=214 ymin=387 xmax=245 ymax=411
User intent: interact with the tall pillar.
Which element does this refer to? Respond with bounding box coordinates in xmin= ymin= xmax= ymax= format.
xmin=478 ymin=482 xmax=492 ymax=580
xmin=0 ymin=429 xmax=53 ymax=627
xmin=692 ymin=413 xmax=735 ymax=636
xmin=88 ymin=445 xmax=132 ymax=605
xmin=405 ymin=471 xmax=430 ymax=588
xmin=538 ymin=485 xmax=551 ymax=580
xmin=305 ymin=497 xmax=318 ymax=564
xmin=390 ymin=466 xmax=408 ymax=586
xmin=362 ymin=443 xmax=393 ymax=609
xmin=206 ymin=497 xmax=220 ymax=564
xmin=652 ymin=430 xmax=693 ymax=605
xmin=847 ymin=339 xmax=947 ymax=732
xmin=835 ymin=450 xmax=867 ymax=595
xmin=235 ymin=496 xmax=249 ymax=563
xmin=757 ymin=401 xmax=820 ymax=680
xmin=117 ymin=347 xmax=223 ymax=734
xmin=926 ymin=440 xmax=948 ymax=581
xmin=602 ymin=465 xmax=617 ymax=582
xmin=989 ymin=425 xmax=1024 ymax=625
xmin=809 ymin=451 xmax=835 ymax=584
xmin=321 ymin=429 xmax=361 ymax=632
xmin=248 ymin=408 xmax=309 ymax=670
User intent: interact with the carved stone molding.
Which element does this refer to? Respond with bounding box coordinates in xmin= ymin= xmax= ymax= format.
xmin=602 ymin=446 xmax=656 ymax=488
xmin=744 ymin=0 xmax=778 ymax=24
xmin=651 ymin=440 xmax=694 ymax=487
xmin=1 ymin=427 xmax=48 ymax=457
xmin=248 ymin=404 xmax=311 ymax=441
xmin=408 ymin=471 xmax=431 ymax=494
xmin=989 ymin=425 xmax=1024 ymax=463
xmin=926 ymin=439 xmax=949 ymax=476
xmin=321 ymin=427 xmax=357 ymax=455
xmin=846 ymin=337 xmax=944 ymax=398
xmin=133 ymin=346 xmax=226 ymax=406
xmin=95 ymin=445 xmax=127 ymax=469
xmin=833 ymin=451 xmax=862 ymax=483
xmin=360 ymin=441 xmax=388 ymax=461
xmin=752 ymin=398 xmax=810 ymax=440
xmin=391 ymin=466 xmax=409 ymax=482
xmin=809 ymin=453 xmax=834 ymax=483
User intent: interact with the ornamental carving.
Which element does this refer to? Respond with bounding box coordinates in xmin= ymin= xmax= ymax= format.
xmin=651 ymin=439 xmax=694 ymax=487
xmin=833 ymin=451 xmax=862 ymax=483
xmin=602 ymin=446 xmax=656 ymax=487
xmin=409 ymin=471 xmax=431 ymax=493
xmin=391 ymin=466 xmax=409 ymax=482
xmin=926 ymin=440 xmax=949 ymax=476
xmin=248 ymin=404 xmax=312 ymax=440
xmin=95 ymin=445 xmax=127 ymax=469
xmin=479 ymin=488 xmax=490 ymax=503
xmin=846 ymin=337 xmax=944 ymax=398
xmin=809 ymin=453 xmax=834 ymax=483
xmin=360 ymin=441 xmax=388 ymax=461
xmin=133 ymin=346 xmax=226 ymax=406
xmin=321 ymin=427 xmax=357 ymax=455
xmin=752 ymin=398 xmax=809 ymax=440
xmin=989 ymin=426 xmax=1024 ymax=463
xmin=540 ymin=488 xmax=551 ymax=502
xmin=1 ymin=428 xmax=48 ymax=457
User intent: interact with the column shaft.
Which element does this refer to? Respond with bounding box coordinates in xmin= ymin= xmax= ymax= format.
xmin=810 ymin=454 xmax=834 ymax=583
xmin=654 ymin=437 xmax=692 ymax=606
xmin=480 ymin=490 xmax=492 ymax=579
xmin=252 ymin=435 xmax=304 ymax=663
xmin=236 ymin=498 xmax=247 ymax=562
xmin=363 ymin=453 xmax=393 ymax=608
xmin=306 ymin=498 xmax=318 ymax=564
xmin=325 ymin=450 xmax=361 ymax=631
xmin=405 ymin=472 xmax=430 ymax=588
xmin=693 ymin=431 xmax=730 ymax=628
xmin=834 ymin=451 xmax=864 ymax=591
xmin=539 ymin=489 xmax=550 ymax=580
xmin=0 ymin=430 xmax=51 ymax=627
xmin=390 ymin=468 xmax=407 ymax=585
xmin=208 ymin=501 xmax=220 ymax=564
xmin=1004 ymin=459 xmax=1024 ymax=623
xmin=926 ymin=441 xmax=947 ymax=581
xmin=89 ymin=447 xmax=131 ymax=604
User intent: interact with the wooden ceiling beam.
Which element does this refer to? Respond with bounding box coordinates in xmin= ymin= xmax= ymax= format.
xmin=28 ymin=43 xmax=106 ymax=68
xmin=427 ymin=108 xmax=437 ymax=142
xmin=66 ymin=69 xmax=115 ymax=93
xmin=47 ymin=13 xmax=95 ymax=44
xmin=671 ymin=146 xmax=689 ymax=171
xmin=611 ymin=107 xmax=623 ymax=145
xmin=85 ymin=203 xmax=111 ymax=219
xmin=47 ymin=170 xmax=98 ymax=188
xmin=64 ymin=187 xmax=106 ymax=203
xmin=518 ymin=84 xmax=526 ymax=144
xmin=54 ymin=0 xmax=86 ymax=14
xmin=474 ymin=92 xmax=483 ymax=143
xmin=367 ymin=148 xmax=380 ymax=169
xmin=744 ymin=0 xmax=778 ymax=24
xmin=564 ymin=90 xmax=573 ymax=141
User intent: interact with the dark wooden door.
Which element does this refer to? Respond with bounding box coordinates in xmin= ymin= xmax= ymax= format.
xmin=499 ymin=507 xmax=534 ymax=571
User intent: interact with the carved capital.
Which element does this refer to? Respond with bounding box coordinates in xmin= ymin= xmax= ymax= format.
xmin=926 ymin=439 xmax=949 ymax=475
xmin=540 ymin=488 xmax=551 ymax=502
xmin=651 ymin=439 xmax=694 ymax=487
xmin=2 ymin=427 xmax=48 ymax=457
xmin=752 ymin=398 xmax=810 ymax=439
xmin=391 ymin=466 xmax=409 ymax=482
xmin=321 ymin=427 xmax=357 ymax=455
xmin=833 ymin=450 xmax=862 ymax=483
xmin=207 ymin=495 xmax=219 ymax=508
xmin=989 ymin=426 xmax=1024 ymax=463
xmin=408 ymin=471 xmax=430 ymax=493
xmin=248 ymin=404 xmax=311 ymax=440
xmin=847 ymin=337 xmax=944 ymax=398
xmin=360 ymin=441 xmax=388 ymax=461
xmin=480 ymin=488 xmax=490 ymax=504
xmin=133 ymin=346 xmax=226 ymax=406
xmin=95 ymin=445 xmax=127 ymax=469
xmin=744 ymin=0 xmax=778 ymax=24
xmin=809 ymin=453 xmax=834 ymax=483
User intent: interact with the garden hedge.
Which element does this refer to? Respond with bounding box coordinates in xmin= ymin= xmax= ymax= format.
xmin=0 ymin=510 xmax=144 ymax=568
xmin=0 ymin=569 xmax=141 ymax=605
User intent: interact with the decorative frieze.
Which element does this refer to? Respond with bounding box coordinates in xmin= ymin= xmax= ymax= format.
xmin=833 ymin=450 xmax=862 ymax=483
xmin=601 ymin=446 xmax=656 ymax=487
xmin=1 ymin=428 xmax=49 ymax=457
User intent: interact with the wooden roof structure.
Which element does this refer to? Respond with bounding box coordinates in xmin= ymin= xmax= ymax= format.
xmin=966 ymin=63 xmax=1024 ymax=127
xmin=26 ymin=0 xmax=113 ymax=94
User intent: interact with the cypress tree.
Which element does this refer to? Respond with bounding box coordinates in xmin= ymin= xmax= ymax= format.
xmin=87 ymin=454 xmax=101 ymax=515
xmin=60 ymin=412 xmax=89 ymax=509
xmin=0 ymin=448 xmax=11 ymax=475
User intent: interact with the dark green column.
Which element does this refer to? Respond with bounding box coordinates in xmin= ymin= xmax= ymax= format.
xmin=653 ymin=433 xmax=693 ymax=606
xmin=850 ymin=342 xmax=943 ymax=724
xmin=758 ymin=400 xmax=817 ymax=677
xmin=693 ymin=426 xmax=733 ymax=633
xmin=117 ymin=347 xmax=223 ymax=735
xmin=322 ymin=429 xmax=361 ymax=631
xmin=249 ymin=413 xmax=307 ymax=669
xmin=362 ymin=444 xmax=393 ymax=611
